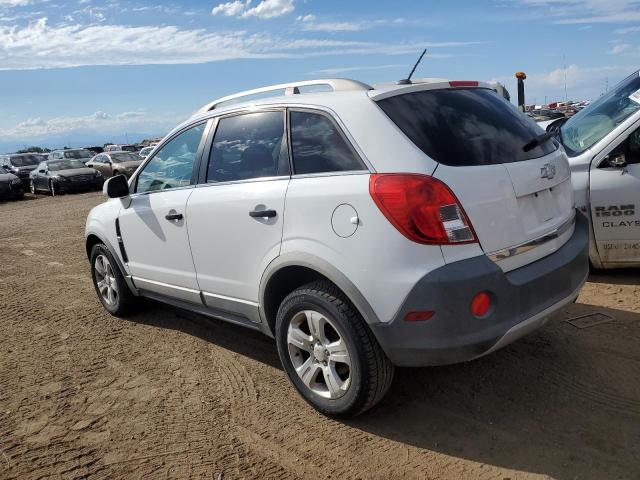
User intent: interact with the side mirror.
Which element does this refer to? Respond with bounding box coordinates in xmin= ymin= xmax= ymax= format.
xmin=104 ymin=174 xmax=130 ymax=198
xmin=606 ymin=153 xmax=627 ymax=168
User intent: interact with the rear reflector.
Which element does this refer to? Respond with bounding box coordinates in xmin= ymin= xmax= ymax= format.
xmin=449 ymin=81 xmax=479 ymax=88
xmin=471 ymin=292 xmax=492 ymax=318
xmin=369 ymin=174 xmax=477 ymax=245
xmin=404 ymin=311 xmax=434 ymax=322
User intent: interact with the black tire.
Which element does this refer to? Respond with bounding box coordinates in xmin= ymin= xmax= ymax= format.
xmin=29 ymin=180 xmax=36 ymax=194
xmin=90 ymin=243 xmax=135 ymax=316
xmin=275 ymin=280 xmax=394 ymax=417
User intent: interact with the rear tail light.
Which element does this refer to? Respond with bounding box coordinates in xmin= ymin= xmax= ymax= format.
xmin=369 ymin=174 xmax=477 ymax=245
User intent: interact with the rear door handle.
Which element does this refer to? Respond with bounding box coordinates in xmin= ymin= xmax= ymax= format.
xmin=165 ymin=213 xmax=183 ymax=221
xmin=249 ymin=209 xmax=277 ymax=218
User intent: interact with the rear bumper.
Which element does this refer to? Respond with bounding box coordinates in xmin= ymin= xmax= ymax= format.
xmin=370 ymin=210 xmax=589 ymax=367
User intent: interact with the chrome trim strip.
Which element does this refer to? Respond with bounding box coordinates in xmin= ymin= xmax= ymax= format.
xmin=487 ymin=213 xmax=576 ymax=263
xmin=202 ymin=291 xmax=260 ymax=308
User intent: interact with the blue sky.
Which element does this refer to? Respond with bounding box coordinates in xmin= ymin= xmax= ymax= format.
xmin=0 ymin=0 xmax=639 ymax=152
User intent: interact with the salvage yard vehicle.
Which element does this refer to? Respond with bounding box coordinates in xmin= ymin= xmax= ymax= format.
xmin=48 ymin=148 xmax=95 ymax=163
xmin=544 ymin=70 xmax=640 ymax=268
xmin=0 ymin=153 xmax=42 ymax=188
xmin=0 ymin=171 xmax=24 ymax=200
xmin=30 ymin=159 xmax=103 ymax=196
xmin=86 ymin=151 xmax=143 ymax=179
xmin=85 ymin=78 xmax=589 ymax=417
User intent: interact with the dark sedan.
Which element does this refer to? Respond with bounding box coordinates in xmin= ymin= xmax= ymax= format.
xmin=0 ymin=153 xmax=42 ymax=189
xmin=0 ymin=172 xmax=24 ymax=201
xmin=29 ymin=159 xmax=104 ymax=196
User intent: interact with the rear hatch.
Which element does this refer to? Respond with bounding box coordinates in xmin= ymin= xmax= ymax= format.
xmin=376 ymin=85 xmax=575 ymax=271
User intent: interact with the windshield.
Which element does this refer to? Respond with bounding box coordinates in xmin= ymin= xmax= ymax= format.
xmin=10 ymin=155 xmax=41 ymax=166
xmin=111 ymin=152 xmax=140 ymax=163
xmin=48 ymin=160 xmax=87 ymax=171
xmin=63 ymin=149 xmax=93 ymax=159
xmin=559 ymin=71 xmax=640 ymax=156
xmin=378 ymin=88 xmax=556 ymax=166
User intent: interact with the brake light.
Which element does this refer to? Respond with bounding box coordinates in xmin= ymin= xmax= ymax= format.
xmin=449 ymin=81 xmax=479 ymax=88
xmin=369 ymin=174 xmax=477 ymax=245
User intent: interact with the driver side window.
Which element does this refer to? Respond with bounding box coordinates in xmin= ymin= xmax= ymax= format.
xmin=627 ymin=128 xmax=640 ymax=165
xmin=136 ymin=123 xmax=206 ymax=193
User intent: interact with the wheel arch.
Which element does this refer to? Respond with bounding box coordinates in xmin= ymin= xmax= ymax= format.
xmin=259 ymin=253 xmax=380 ymax=337
xmin=85 ymin=231 xmax=139 ymax=296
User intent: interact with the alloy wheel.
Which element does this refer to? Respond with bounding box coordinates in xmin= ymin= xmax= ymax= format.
xmin=30 ymin=180 xmax=35 ymax=194
xmin=49 ymin=180 xmax=56 ymax=197
xmin=94 ymin=254 xmax=118 ymax=307
xmin=287 ymin=309 xmax=352 ymax=399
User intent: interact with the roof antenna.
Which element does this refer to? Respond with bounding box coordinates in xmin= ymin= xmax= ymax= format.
xmin=397 ymin=48 xmax=427 ymax=85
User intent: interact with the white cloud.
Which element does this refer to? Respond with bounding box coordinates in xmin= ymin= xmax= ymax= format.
xmin=242 ymin=0 xmax=294 ymax=18
xmin=0 ymin=17 xmax=487 ymax=70
xmin=609 ymin=43 xmax=633 ymax=53
xmin=510 ymin=0 xmax=640 ymax=24
xmin=211 ymin=0 xmax=245 ymax=17
xmin=211 ymin=0 xmax=294 ymax=19
xmin=0 ymin=0 xmax=32 ymax=6
xmin=615 ymin=25 xmax=640 ymax=34
xmin=295 ymin=15 xmax=410 ymax=33
xmin=2 ymin=111 xmax=146 ymax=139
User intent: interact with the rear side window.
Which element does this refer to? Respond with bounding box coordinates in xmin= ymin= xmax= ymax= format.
xmin=207 ymin=111 xmax=288 ymax=183
xmin=290 ymin=111 xmax=366 ymax=174
xmin=377 ymin=88 xmax=557 ymax=166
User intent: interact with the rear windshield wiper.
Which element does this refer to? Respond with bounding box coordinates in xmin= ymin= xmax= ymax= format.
xmin=522 ymin=131 xmax=555 ymax=152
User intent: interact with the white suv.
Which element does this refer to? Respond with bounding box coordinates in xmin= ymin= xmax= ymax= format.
xmin=86 ymin=78 xmax=589 ymax=416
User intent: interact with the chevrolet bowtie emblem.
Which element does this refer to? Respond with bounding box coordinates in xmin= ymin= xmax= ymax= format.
xmin=540 ymin=163 xmax=556 ymax=180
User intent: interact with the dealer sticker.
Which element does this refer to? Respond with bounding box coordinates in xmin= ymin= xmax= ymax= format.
xmin=629 ymin=88 xmax=640 ymax=105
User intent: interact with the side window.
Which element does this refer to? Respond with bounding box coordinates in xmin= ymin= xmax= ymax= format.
xmin=207 ymin=111 xmax=287 ymax=183
xmin=290 ymin=111 xmax=366 ymax=175
xmin=627 ymin=128 xmax=640 ymax=165
xmin=136 ymin=123 xmax=206 ymax=193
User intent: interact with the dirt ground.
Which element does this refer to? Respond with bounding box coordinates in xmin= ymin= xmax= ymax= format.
xmin=0 ymin=191 xmax=638 ymax=480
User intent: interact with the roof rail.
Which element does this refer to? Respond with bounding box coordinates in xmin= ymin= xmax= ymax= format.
xmin=194 ymin=78 xmax=373 ymax=115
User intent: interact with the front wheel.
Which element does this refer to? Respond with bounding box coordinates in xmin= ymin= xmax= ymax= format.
xmin=90 ymin=244 xmax=135 ymax=316
xmin=275 ymin=280 xmax=394 ymax=417
xmin=29 ymin=180 xmax=36 ymax=194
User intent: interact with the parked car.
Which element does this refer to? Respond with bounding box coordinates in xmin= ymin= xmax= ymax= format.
xmin=86 ymin=151 xmax=143 ymax=179
xmin=30 ymin=159 xmax=103 ymax=196
xmin=0 ymin=172 xmax=24 ymax=200
xmin=104 ymin=144 xmax=139 ymax=153
xmin=0 ymin=153 xmax=42 ymax=188
xmin=86 ymin=78 xmax=589 ymax=416
xmin=543 ymin=69 xmax=640 ymax=268
xmin=48 ymin=148 xmax=94 ymax=164
xmin=138 ymin=146 xmax=155 ymax=159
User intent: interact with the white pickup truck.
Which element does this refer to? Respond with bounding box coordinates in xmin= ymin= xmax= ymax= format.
xmin=543 ymin=70 xmax=640 ymax=268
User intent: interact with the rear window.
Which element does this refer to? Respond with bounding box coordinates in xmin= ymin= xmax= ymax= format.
xmin=377 ymin=88 xmax=557 ymax=167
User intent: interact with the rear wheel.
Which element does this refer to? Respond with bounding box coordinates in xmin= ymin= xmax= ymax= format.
xmin=275 ymin=280 xmax=394 ymax=417
xmin=90 ymin=243 xmax=135 ymax=316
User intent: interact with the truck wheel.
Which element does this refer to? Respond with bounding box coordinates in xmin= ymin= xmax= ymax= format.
xmin=90 ymin=243 xmax=135 ymax=316
xmin=275 ymin=280 xmax=394 ymax=417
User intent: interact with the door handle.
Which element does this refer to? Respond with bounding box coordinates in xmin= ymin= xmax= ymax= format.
xmin=249 ymin=209 xmax=277 ymax=218
xmin=165 ymin=213 xmax=183 ymax=221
